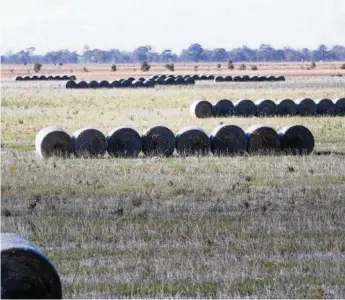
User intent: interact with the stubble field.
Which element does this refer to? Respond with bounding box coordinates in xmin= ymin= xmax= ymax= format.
xmin=1 ymin=66 xmax=345 ymax=298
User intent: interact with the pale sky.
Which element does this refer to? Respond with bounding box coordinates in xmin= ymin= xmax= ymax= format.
xmin=0 ymin=0 xmax=344 ymax=54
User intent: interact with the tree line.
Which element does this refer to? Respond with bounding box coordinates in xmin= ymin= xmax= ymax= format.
xmin=2 ymin=44 xmax=345 ymax=64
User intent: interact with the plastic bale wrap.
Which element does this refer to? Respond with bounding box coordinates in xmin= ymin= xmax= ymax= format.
xmin=175 ymin=126 xmax=210 ymax=156
xmin=185 ymin=77 xmax=195 ymax=85
xmin=276 ymin=75 xmax=285 ymax=81
xmin=295 ymin=98 xmax=317 ymax=116
xmin=107 ymin=127 xmax=142 ymax=158
xmin=39 ymin=75 xmax=47 ymax=81
xmin=233 ymin=75 xmax=242 ymax=82
xmin=190 ymin=100 xmax=214 ymax=118
xmin=207 ymin=75 xmax=215 ymax=80
xmin=66 ymin=80 xmax=78 ymax=89
xmin=245 ymin=125 xmax=281 ymax=154
xmin=164 ymin=77 xmax=175 ymax=85
xmin=276 ymin=99 xmax=297 ymax=116
xmin=242 ymin=75 xmax=250 ymax=82
xmin=259 ymin=75 xmax=267 ymax=81
xmin=54 ymin=75 xmax=62 ymax=80
xmin=214 ymin=76 xmax=225 ymax=82
xmin=213 ymin=99 xmax=234 ymax=117
xmin=15 ymin=76 xmax=23 ymax=81
xmin=316 ymin=98 xmax=335 ymax=115
xmin=88 ymin=80 xmax=99 ymax=89
xmin=72 ymin=127 xmax=107 ymax=158
xmin=1 ymin=233 xmax=62 ymax=299
xmin=224 ymin=75 xmax=233 ymax=82
xmin=210 ymin=125 xmax=246 ymax=156
xmin=278 ymin=125 xmax=314 ymax=155
xmin=174 ymin=77 xmax=186 ymax=85
xmin=142 ymin=126 xmax=175 ymax=157
xmin=77 ymin=81 xmax=88 ymax=89
xmin=132 ymin=80 xmax=144 ymax=88
xmin=110 ymin=80 xmax=121 ymax=88
xmin=99 ymin=80 xmax=110 ymax=88
xmin=250 ymin=75 xmax=259 ymax=82
xmin=234 ymin=99 xmax=257 ymax=117
xmin=143 ymin=80 xmax=155 ymax=88
xmin=255 ymin=99 xmax=277 ymax=117
xmin=333 ymin=98 xmax=345 ymax=116
xmin=35 ymin=126 xmax=72 ymax=158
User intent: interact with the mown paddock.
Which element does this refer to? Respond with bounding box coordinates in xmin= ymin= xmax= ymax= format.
xmin=2 ymin=76 xmax=345 ymax=298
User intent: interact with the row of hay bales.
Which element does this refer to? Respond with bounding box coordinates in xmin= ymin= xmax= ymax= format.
xmin=1 ymin=233 xmax=62 ymax=299
xmin=149 ymin=74 xmax=196 ymax=85
xmin=214 ymin=75 xmax=285 ymax=82
xmin=16 ymin=75 xmax=76 ymax=81
xmin=191 ymin=98 xmax=345 ymax=118
xmin=36 ymin=124 xmax=314 ymax=158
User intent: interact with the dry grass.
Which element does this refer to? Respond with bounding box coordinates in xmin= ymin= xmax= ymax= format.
xmin=1 ymin=75 xmax=345 ymax=298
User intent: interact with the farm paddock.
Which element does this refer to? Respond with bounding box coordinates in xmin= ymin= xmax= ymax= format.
xmin=1 ymin=64 xmax=345 ymax=298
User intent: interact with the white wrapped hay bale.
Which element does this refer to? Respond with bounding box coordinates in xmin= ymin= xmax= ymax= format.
xmin=190 ymin=100 xmax=214 ymax=118
xmin=234 ymin=100 xmax=257 ymax=117
xmin=1 ymin=233 xmax=62 ymax=299
xmin=279 ymin=125 xmax=314 ymax=155
xmin=245 ymin=125 xmax=280 ymax=154
xmin=333 ymin=98 xmax=345 ymax=116
xmin=210 ymin=125 xmax=246 ymax=156
xmin=35 ymin=126 xmax=72 ymax=158
xmin=175 ymin=126 xmax=210 ymax=156
xmin=72 ymin=127 xmax=107 ymax=158
xmin=142 ymin=126 xmax=175 ymax=157
xmin=107 ymin=127 xmax=142 ymax=158
xmin=295 ymin=98 xmax=317 ymax=116
xmin=316 ymin=98 xmax=335 ymax=115
xmin=255 ymin=99 xmax=277 ymax=117
xmin=276 ymin=99 xmax=297 ymax=116
xmin=213 ymin=99 xmax=234 ymax=117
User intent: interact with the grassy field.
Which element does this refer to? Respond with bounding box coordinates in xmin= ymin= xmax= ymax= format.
xmin=1 ymin=74 xmax=345 ymax=298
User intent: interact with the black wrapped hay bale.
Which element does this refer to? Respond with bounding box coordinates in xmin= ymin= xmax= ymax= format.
xmin=66 ymin=80 xmax=78 ymax=89
xmin=214 ymin=76 xmax=225 ymax=82
xmin=245 ymin=125 xmax=280 ymax=154
xmin=233 ymin=75 xmax=242 ymax=82
xmin=242 ymin=75 xmax=250 ymax=82
xmin=143 ymin=80 xmax=155 ymax=88
xmin=250 ymin=75 xmax=259 ymax=82
xmin=121 ymin=79 xmax=132 ymax=88
xmin=31 ymin=75 xmax=39 ymax=80
xmin=276 ymin=99 xmax=297 ymax=116
xmin=107 ymin=127 xmax=142 ymax=158
xmin=224 ymin=75 xmax=232 ymax=82
xmin=259 ymin=75 xmax=267 ymax=81
xmin=167 ymin=75 xmax=175 ymax=79
xmin=295 ymin=98 xmax=317 ymax=116
xmin=316 ymin=98 xmax=335 ymax=115
xmin=88 ymin=80 xmax=99 ymax=89
xmin=24 ymin=76 xmax=31 ymax=81
xmin=35 ymin=126 xmax=72 ymax=158
xmin=150 ymin=75 xmax=159 ymax=80
xmin=54 ymin=75 xmax=62 ymax=80
xmin=110 ymin=80 xmax=121 ymax=88
xmin=255 ymin=99 xmax=277 ymax=117
xmin=47 ymin=75 xmax=54 ymax=80
xmin=77 ymin=81 xmax=88 ymax=89
xmin=155 ymin=77 xmax=165 ymax=85
xmin=127 ymin=77 xmax=135 ymax=83
xmin=200 ymin=75 xmax=208 ymax=80
xmin=174 ymin=77 xmax=185 ymax=85
xmin=234 ymin=99 xmax=257 ymax=117
xmin=276 ymin=75 xmax=285 ymax=81
xmin=15 ymin=76 xmax=23 ymax=81
xmin=207 ymin=75 xmax=215 ymax=80
xmin=213 ymin=99 xmax=234 ymax=117
xmin=278 ymin=125 xmax=314 ymax=155
xmin=72 ymin=127 xmax=107 ymax=158
xmin=39 ymin=75 xmax=47 ymax=81
xmin=142 ymin=126 xmax=175 ymax=157
xmin=333 ymin=98 xmax=345 ymax=116
xmin=138 ymin=77 xmax=146 ymax=82
xmin=175 ymin=126 xmax=210 ymax=156
xmin=61 ymin=75 xmax=69 ymax=80
xmin=99 ymin=80 xmax=110 ymax=88
xmin=69 ymin=75 xmax=77 ymax=80
xmin=267 ymin=75 xmax=276 ymax=81
xmin=190 ymin=100 xmax=214 ymax=118
xmin=164 ymin=77 xmax=175 ymax=85
xmin=159 ymin=75 xmax=167 ymax=80
xmin=192 ymin=74 xmax=200 ymax=80
xmin=210 ymin=125 xmax=246 ymax=156
xmin=1 ymin=233 xmax=62 ymax=299
xmin=185 ymin=77 xmax=195 ymax=85
xmin=132 ymin=80 xmax=144 ymax=88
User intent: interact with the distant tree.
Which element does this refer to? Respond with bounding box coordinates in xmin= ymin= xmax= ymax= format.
xmin=165 ymin=63 xmax=175 ymax=71
xmin=251 ymin=65 xmax=258 ymax=70
xmin=141 ymin=61 xmax=151 ymax=72
xmin=82 ymin=66 xmax=89 ymax=72
xmin=310 ymin=61 xmax=316 ymax=69
xmin=341 ymin=63 xmax=345 ymax=70
xmin=238 ymin=64 xmax=246 ymax=70
xmin=111 ymin=64 xmax=117 ymax=71
xmin=216 ymin=63 xmax=221 ymax=69
xmin=227 ymin=60 xmax=234 ymax=70
xmin=33 ymin=62 xmax=42 ymax=72
xmin=194 ymin=65 xmax=198 ymax=72
xmin=212 ymin=48 xmax=228 ymax=61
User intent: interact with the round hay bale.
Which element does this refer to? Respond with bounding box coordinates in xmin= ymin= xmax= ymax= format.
xmin=192 ymin=74 xmax=200 ymax=80
xmin=190 ymin=100 xmax=214 ymax=118
xmin=245 ymin=125 xmax=280 ymax=154
xmin=258 ymin=75 xmax=267 ymax=81
xmin=127 ymin=77 xmax=135 ymax=83
xmin=255 ymin=99 xmax=277 ymax=117
xmin=1 ymin=233 xmax=62 ymax=299
xmin=183 ymin=75 xmax=191 ymax=80
xmin=110 ymin=80 xmax=121 ymax=88
xmin=210 ymin=125 xmax=246 ymax=156
xmin=15 ymin=76 xmax=23 ymax=81
xmin=99 ymin=80 xmax=110 ymax=88
xmin=200 ymin=75 xmax=208 ymax=80
xmin=61 ymin=75 xmax=69 ymax=80
xmin=143 ymin=79 xmax=155 ymax=88
xmin=224 ymin=75 xmax=232 ymax=82
xmin=214 ymin=76 xmax=225 ymax=82
xmin=250 ymin=75 xmax=259 ymax=81
xmin=88 ymin=80 xmax=99 ymax=89
xmin=278 ymin=125 xmax=314 ymax=155
xmin=24 ymin=76 xmax=31 ymax=81
xmin=241 ymin=75 xmax=250 ymax=82
xmin=164 ymin=77 xmax=175 ymax=85
xmin=132 ymin=80 xmax=144 ymax=88
xmin=69 ymin=75 xmax=77 ymax=80
xmin=150 ymin=75 xmax=159 ymax=80
xmin=66 ymin=80 xmax=78 ymax=89
xmin=333 ymin=98 xmax=345 ymax=116
xmin=234 ymin=99 xmax=257 ymax=117
xmin=77 ymin=81 xmax=88 ymax=89
xmin=316 ymin=98 xmax=335 ymax=115
xmin=175 ymin=75 xmax=183 ymax=79
xmin=213 ymin=99 xmax=234 ymax=117
xmin=159 ymin=75 xmax=167 ymax=80
xmin=155 ymin=77 xmax=165 ymax=85
xmin=174 ymin=77 xmax=185 ymax=85
xmin=47 ymin=75 xmax=54 ymax=80
xmin=207 ymin=75 xmax=215 ymax=80
xmin=185 ymin=77 xmax=195 ymax=85
xmin=276 ymin=99 xmax=297 ymax=116
xmin=39 ymin=75 xmax=47 ymax=81
xmin=138 ymin=77 xmax=146 ymax=82
xmin=233 ymin=75 xmax=242 ymax=82
xmin=31 ymin=75 xmax=39 ymax=80
xmin=54 ymin=75 xmax=62 ymax=80
xmin=107 ymin=127 xmax=142 ymax=158
xmin=72 ymin=127 xmax=107 ymax=158
xmin=142 ymin=126 xmax=175 ymax=157
xmin=35 ymin=126 xmax=72 ymax=158
xmin=267 ymin=75 xmax=276 ymax=81
xmin=175 ymin=126 xmax=210 ymax=156
xmin=118 ymin=78 xmax=125 ymax=83
xmin=167 ymin=75 xmax=175 ymax=79
xmin=276 ymin=75 xmax=285 ymax=81
xmin=295 ymin=98 xmax=317 ymax=116
xmin=121 ymin=79 xmax=132 ymax=88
